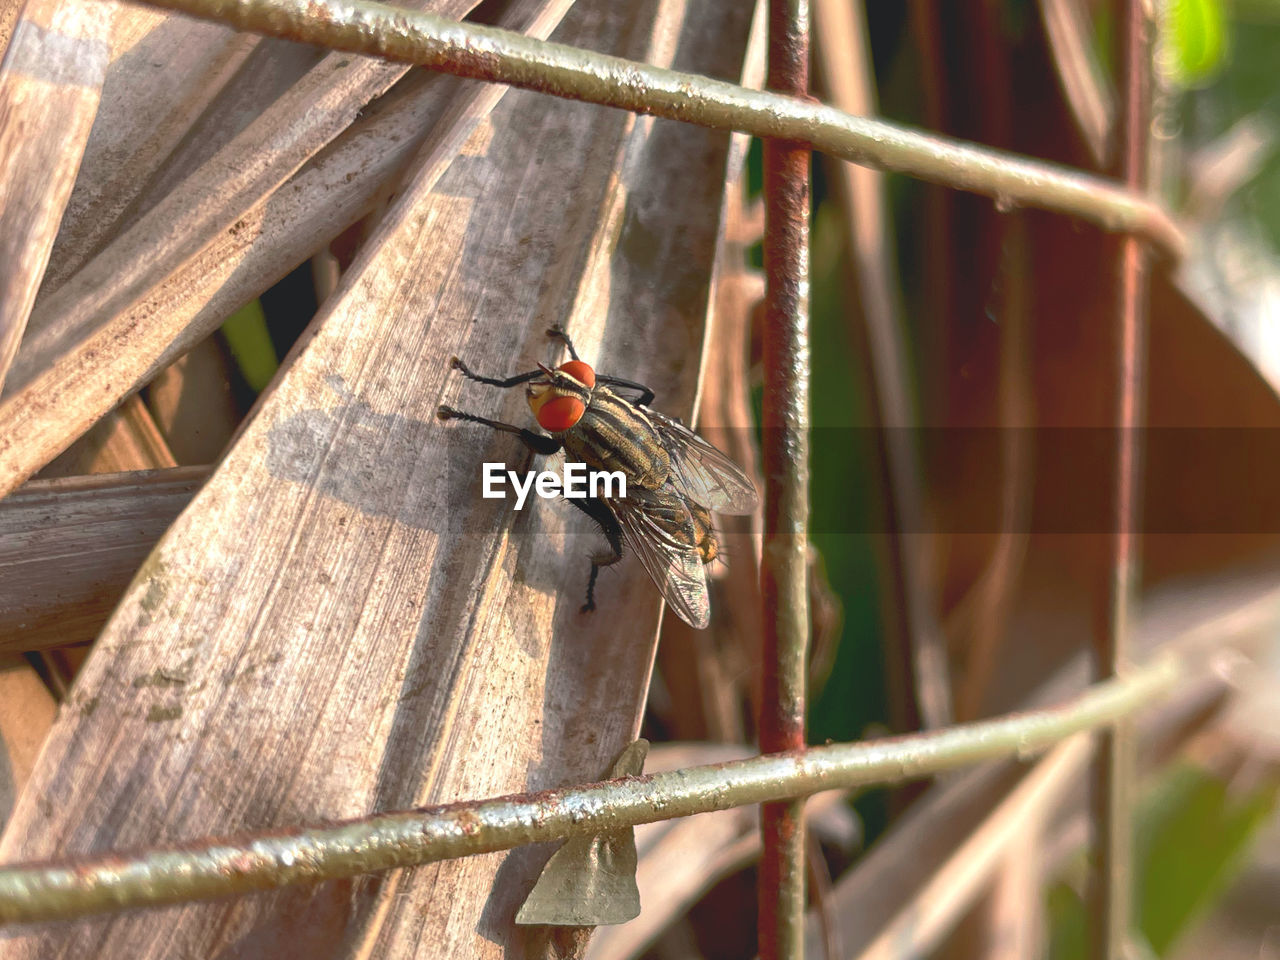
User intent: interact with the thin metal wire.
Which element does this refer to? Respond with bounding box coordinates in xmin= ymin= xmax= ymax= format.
xmin=1090 ymin=2 xmax=1152 ymax=957
xmin=124 ymin=0 xmax=1187 ymax=259
xmin=759 ymin=0 xmax=810 ymax=954
xmin=0 ymin=654 xmax=1185 ymax=926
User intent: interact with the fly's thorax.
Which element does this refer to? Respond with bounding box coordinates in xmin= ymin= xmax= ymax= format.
xmin=564 ymin=387 xmax=671 ymax=489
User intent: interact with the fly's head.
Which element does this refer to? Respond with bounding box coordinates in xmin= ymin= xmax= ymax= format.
xmin=526 ymin=360 xmax=596 ymax=433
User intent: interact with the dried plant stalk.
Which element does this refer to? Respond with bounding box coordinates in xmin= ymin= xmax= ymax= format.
xmin=0 ymin=0 xmax=112 ymax=390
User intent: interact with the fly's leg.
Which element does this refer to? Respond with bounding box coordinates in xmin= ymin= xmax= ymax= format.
xmin=443 ymin=356 xmax=557 ymax=451
xmin=596 ymin=375 xmax=655 ymax=407
xmin=564 ymin=494 xmax=624 ymax=614
xmin=449 ymin=356 xmax=544 ymax=389
xmin=437 ymin=405 xmax=563 ymax=456
xmin=583 ymin=554 xmax=617 ymax=614
xmin=544 ymin=328 xmax=657 ymax=405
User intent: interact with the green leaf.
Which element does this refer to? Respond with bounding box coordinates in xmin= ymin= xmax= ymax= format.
xmin=1164 ymin=0 xmax=1228 ymax=87
xmin=220 ymin=300 xmax=278 ymax=394
xmin=1136 ymin=762 xmax=1278 ymax=953
xmin=1048 ymin=761 xmax=1279 ymax=958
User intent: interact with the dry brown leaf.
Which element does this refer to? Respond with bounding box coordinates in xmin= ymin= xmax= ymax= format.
xmin=16 ymin=394 xmax=178 ymax=690
xmin=0 ymin=0 xmax=22 ymax=56
xmin=0 ymin=0 xmax=576 ymax=500
xmin=0 ymin=466 xmax=209 ymax=654
xmin=7 ymin=0 xmax=483 ymax=389
xmin=956 ymin=811 xmax=1046 ymax=960
xmin=39 ymin=8 xmax=260 ymax=290
xmin=0 ymin=657 xmax=58 ymax=828
xmin=681 ymin=257 xmax=764 ymax=734
xmin=37 ymin=394 xmax=176 ymax=478
xmin=144 ymin=339 xmax=239 ymax=465
xmin=0 ymin=0 xmax=112 ymax=390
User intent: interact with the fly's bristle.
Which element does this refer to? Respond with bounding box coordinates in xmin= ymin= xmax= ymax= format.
xmin=703 ymin=541 xmax=735 ymax=574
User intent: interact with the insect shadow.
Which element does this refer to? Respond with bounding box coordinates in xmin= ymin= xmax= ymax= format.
xmin=263 ymin=375 xmax=607 ymax=609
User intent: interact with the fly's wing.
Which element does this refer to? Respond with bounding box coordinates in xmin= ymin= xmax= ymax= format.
xmin=611 ymin=491 xmax=710 ymax=629
xmin=643 ymin=410 xmax=759 ymax=515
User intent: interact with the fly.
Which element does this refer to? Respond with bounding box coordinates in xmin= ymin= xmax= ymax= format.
xmin=437 ymin=327 xmax=758 ymax=628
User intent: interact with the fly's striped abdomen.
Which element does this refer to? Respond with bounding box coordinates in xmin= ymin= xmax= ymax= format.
xmin=687 ymin=502 xmax=718 ymax=564
xmin=610 ymin=484 xmax=710 ymax=628
xmin=632 ymin=486 xmax=697 ymax=542
xmin=563 ymin=388 xmax=670 ymax=490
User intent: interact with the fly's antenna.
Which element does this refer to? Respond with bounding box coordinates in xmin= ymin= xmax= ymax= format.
xmin=545 ymin=326 xmax=582 ymax=362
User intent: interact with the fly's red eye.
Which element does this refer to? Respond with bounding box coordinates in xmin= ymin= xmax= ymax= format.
xmin=557 ymin=360 xmax=596 ymax=388
xmin=535 ymin=396 xmax=586 ymax=432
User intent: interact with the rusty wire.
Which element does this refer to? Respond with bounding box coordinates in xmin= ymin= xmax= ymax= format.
xmin=0 ymin=654 xmax=1188 ymax=926
xmin=1090 ymin=2 xmax=1154 ymax=958
xmin=758 ymin=0 xmax=811 ymax=955
xmin=123 ymin=0 xmax=1187 ymax=259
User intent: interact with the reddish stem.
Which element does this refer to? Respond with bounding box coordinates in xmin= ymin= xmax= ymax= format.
xmin=758 ymin=0 xmax=811 ymax=956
